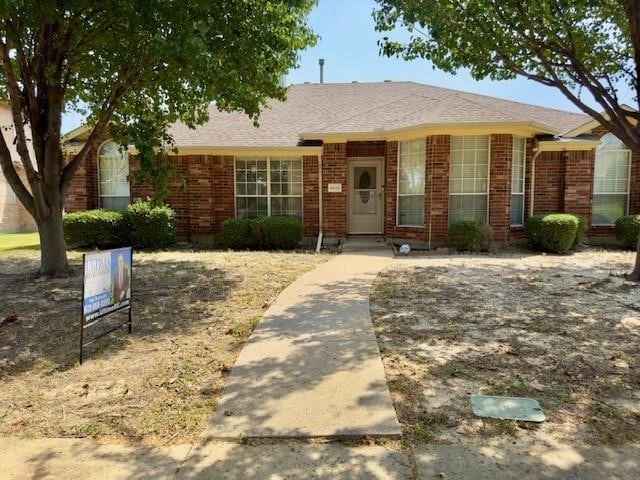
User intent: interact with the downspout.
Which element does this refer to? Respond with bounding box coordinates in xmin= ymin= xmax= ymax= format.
xmin=315 ymin=152 xmax=323 ymax=252
xmin=529 ymin=141 xmax=542 ymax=217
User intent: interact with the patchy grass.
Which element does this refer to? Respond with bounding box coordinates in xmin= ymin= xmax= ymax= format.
xmin=371 ymin=249 xmax=640 ymax=447
xmin=0 ymin=232 xmax=39 ymax=252
xmin=0 ymin=249 xmax=327 ymax=445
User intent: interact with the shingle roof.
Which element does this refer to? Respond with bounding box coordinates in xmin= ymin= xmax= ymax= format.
xmin=168 ymin=81 xmax=589 ymax=148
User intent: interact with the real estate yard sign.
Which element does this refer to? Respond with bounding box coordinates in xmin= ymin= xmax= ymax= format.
xmin=80 ymin=247 xmax=133 ymax=364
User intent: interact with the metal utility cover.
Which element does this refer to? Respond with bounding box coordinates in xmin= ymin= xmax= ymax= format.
xmin=470 ymin=395 xmax=546 ymax=422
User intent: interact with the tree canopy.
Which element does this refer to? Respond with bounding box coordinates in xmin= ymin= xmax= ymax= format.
xmin=374 ymin=0 xmax=640 ymax=150
xmin=0 ymin=0 xmax=316 ymax=275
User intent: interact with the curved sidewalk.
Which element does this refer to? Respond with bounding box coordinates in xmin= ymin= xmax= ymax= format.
xmin=207 ymin=250 xmax=401 ymax=438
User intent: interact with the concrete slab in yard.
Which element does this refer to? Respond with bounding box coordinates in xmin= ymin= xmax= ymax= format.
xmin=208 ymin=251 xmax=401 ymax=439
xmin=178 ymin=441 xmax=412 ymax=480
xmin=0 ymin=438 xmax=190 ymax=480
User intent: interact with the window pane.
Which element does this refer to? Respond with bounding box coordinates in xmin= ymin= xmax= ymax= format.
xmin=398 ymin=140 xmax=425 ymax=195
xmin=449 ymin=136 xmax=489 ymax=224
xmin=398 ymin=195 xmax=424 ymax=226
xmin=593 ymin=139 xmax=630 ymax=194
xmin=592 ymin=194 xmax=627 ymax=225
xmin=271 ymin=197 xmax=302 ymax=219
xmin=449 ymin=194 xmax=487 ymax=224
xmin=99 ymin=141 xmax=129 ymax=211
xmin=510 ymin=194 xmax=524 ymax=226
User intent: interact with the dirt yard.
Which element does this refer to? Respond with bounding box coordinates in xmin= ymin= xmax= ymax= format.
xmin=371 ymin=249 xmax=640 ymax=449
xmin=0 ymin=249 xmax=327 ymax=445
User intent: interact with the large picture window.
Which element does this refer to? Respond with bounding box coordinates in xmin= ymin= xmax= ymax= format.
xmin=99 ymin=141 xmax=130 ymax=210
xmin=592 ymin=134 xmax=631 ymax=225
xmin=510 ymin=137 xmax=526 ymax=226
xmin=397 ymin=139 xmax=426 ymax=226
xmin=449 ymin=136 xmax=489 ymax=224
xmin=235 ymin=157 xmax=302 ymax=219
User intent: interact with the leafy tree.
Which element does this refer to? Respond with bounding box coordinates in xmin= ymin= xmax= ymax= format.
xmin=374 ymin=0 xmax=640 ymax=279
xmin=0 ymin=0 xmax=316 ymax=276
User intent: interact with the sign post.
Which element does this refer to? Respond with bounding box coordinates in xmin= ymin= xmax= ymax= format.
xmin=79 ymin=247 xmax=133 ymax=364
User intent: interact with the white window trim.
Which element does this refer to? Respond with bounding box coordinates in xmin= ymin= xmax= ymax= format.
xmin=448 ymin=135 xmax=491 ymax=225
xmin=97 ymin=140 xmax=130 ymax=208
xmin=396 ymin=140 xmax=426 ymax=228
xmin=233 ymin=156 xmax=304 ymax=220
xmin=510 ymin=137 xmax=526 ymax=227
xmin=592 ymin=148 xmax=632 ymax=226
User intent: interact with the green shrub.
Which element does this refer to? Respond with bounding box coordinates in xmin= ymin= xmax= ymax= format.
xmin=221 ymin=218 xmax=254 ymax=249
xmin=221 ymin=216 xmax=303 ymax=250
xmin=525 ymin=213 xmax=579 ymax=253
xmin=571 ymin=214 xmax=586 ymax=247
xmin=125 ymin=200 xmax=176 ymax=249
xmin=615 ymin=215 xmax=640 ymax=249
xmin=448 ymin=221 xmax=479 ymax=251
xmin=63 ymin=209 xmax=127 ymax=248
xmin=259 ymin=216 xmax=304 ymax=249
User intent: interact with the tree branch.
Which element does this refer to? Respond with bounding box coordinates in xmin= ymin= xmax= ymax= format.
xmin=0 ymin=132 xmax=35 ymax=216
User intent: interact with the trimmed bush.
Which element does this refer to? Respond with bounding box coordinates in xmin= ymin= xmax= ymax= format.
xmin=221 ymin=218 xmax=254 ymax=249
xmin=221 ymin=216 xmax=303 ymax=250
xmin=615 ymin=214 xmax=640 ymax=249
xmin=525 ymin=213 xmax=579 ymax=253
xmin=63 ymin=209 xmax=127 ymax=248
xmin=571 ymin=214 xmax=586 ymax=247
xmin=126 ymin=200 xmax=176 ymax=249
xmin=448 ymin=221 xmax=479 ymax=251
xmin=259 ymin=216 xmax=304 ymax=249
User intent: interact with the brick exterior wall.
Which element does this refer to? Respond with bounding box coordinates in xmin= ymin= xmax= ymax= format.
xmin=65 ymin=126 xmax=640 ymax=246
xmin=321 ymin=143 xmax=348 ymax=237
xmin=489 ymin=134 xmax=512 ymax=242
xmin=303 ymin=155 xmax=319 ymax=237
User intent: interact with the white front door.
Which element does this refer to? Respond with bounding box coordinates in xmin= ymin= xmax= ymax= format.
xmin=348 ymin=158 xmax=384 ymax=234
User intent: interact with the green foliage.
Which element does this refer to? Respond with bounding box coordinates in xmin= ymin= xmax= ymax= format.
xmin=221 ymin=219 xmax=254 ymax=249
xmin=615 ymin=215 xmax=640 ymax=249
xmin=63 ymin=210 xmax=127 ymax=249
xmin=447 ymin=221 xmax=479 ymax=251
xmin=571 ymin=214 xmax=587 ymax=247
xmin=221 ymin=217 xmax=303 ymax=250
xmin=63 ymin=202 xmax=176 ymax=249
xmin=525 ymin=214 xmax=579 ymax=253
xmin=126 ymin=200 xmax=177 ymax=249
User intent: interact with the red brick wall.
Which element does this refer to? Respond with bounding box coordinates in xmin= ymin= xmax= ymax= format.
xmin=563 ymin=150 xmax=593 ymax=220
xmin=533 ymin=151 xmax=564 ymax=214
xmin=489 ymin=134 xmax=512 ymax=242
xmin=322 ymin=143 xmax=347 ymax=237
xmin=303 ymin=155 xmax=319 ymax=236
xmin=426 ymin=135 xmax=451 ymax=243
xmin=346 ymin=141 xmax=386 ymax=158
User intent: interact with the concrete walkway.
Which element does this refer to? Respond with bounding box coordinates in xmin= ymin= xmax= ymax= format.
xmin=207 ymin=249 xmax=401 ymax=438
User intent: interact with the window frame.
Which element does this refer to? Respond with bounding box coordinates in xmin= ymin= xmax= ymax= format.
xmin=510 ymin=137 xmax=526 ymax=227
xmin=233 ymin=156 xmax=304 ymax=220
xmin=448 ymin=135 xmax=491 ymax=225
xmin=97 ymin=140 xmax=130 ymax=211
xmin=396 ymin=139 xmax=426 ymax=228
xmin=592 ymin=136 xmax=632 ymax=226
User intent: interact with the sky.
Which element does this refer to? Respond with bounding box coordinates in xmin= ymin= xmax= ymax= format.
xmin=62 ymin=0 xmax=611 ymax=133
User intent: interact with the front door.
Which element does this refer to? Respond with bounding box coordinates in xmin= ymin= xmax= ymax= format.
xmin=348 ymin=158 xmax=384 ymax=234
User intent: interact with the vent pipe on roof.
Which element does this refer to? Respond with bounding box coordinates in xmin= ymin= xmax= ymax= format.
xmin=319 ymin=58 xmax=325 ymax=84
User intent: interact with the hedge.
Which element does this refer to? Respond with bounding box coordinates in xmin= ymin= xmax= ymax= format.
xmin=525 ymin=213 xmax=579 ymax=253
xmin=221 ymin=216 xmax=303 ymax=250
xmin=447 ymin=221 xmax=479 ymax=251
xmin=615 ymin=214 xmax=640 ymax=249
xmin=63 ymin=209 xmax=127 ymax=248
xmin=126 ymin=200 xmax=176 ymax=249
xmin=63 ymin=201 xmax=176 ymax=249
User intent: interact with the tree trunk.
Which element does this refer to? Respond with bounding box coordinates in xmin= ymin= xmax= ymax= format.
xmin=627 ymin=234 xmax=640 ymax=281
xmin=35 ymin=202 xmax=71 ymax=278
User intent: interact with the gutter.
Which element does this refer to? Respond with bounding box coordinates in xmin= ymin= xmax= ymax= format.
xmin=315 ymin=152 xmax=323 ymax=253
